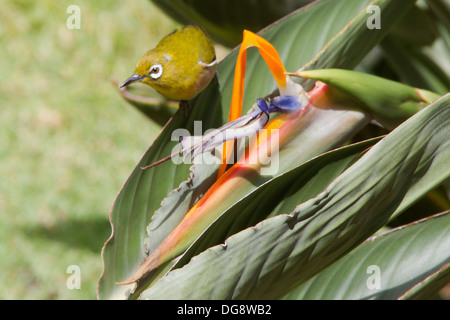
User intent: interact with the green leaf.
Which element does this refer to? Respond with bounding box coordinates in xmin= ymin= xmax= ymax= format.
xmin=399 ymin=260 xmax=450 ymax=300
xmin=149 ymin=0 xmax=315 ymax=47
xmin=296 ymin=0 xmax=415 ymax=88
xmin=139 ymin=93 xmax=450 ymax=299
xmin=390 ymin=4 xmax=438 ymax=46
xmin=144 ymin=162 xmax=218 ymax=258
xmin=282 ymin=212 xmax=450 ymax=300
xmin=380 ymin=36 xmax=450 ymax=95
xmin=426 ymin=0 xmax=450 ymax=33
xmin=171 ymin=137 xmax=382 ymax=274
xmin=98 ymin=0 xmax=416 ymax=299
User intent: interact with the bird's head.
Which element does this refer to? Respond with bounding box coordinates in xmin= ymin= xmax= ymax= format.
xmin=120 ymin=49 xmax=175 ymax=89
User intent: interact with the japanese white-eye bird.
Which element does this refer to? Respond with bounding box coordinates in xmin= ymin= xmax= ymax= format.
xmin=120 ymin=23 xmax=217 ymax=107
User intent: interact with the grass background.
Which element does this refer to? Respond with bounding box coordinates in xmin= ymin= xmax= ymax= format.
xmin=0 ymin=0 xmax=184 ymax=299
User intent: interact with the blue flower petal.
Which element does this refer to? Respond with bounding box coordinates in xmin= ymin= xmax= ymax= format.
xmin=256 ymin=98 xmax=270 ymax=116
xmin=268 ymin=95 xmax=301 ymax=113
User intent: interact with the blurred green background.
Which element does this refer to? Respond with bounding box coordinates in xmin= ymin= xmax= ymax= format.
xmin=0 ymin=0 xmax=185 ymax=299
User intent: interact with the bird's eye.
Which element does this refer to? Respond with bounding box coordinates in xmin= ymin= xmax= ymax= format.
xmin=149 ymin=64 xmax=163 ymax=79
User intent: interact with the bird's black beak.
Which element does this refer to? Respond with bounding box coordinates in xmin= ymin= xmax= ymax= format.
xmin=119 ymin=73 xmax=145 ymax=88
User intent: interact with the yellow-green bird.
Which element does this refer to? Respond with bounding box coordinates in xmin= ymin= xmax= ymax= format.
xmin=120 ymin=23 xmax=217 ymax=107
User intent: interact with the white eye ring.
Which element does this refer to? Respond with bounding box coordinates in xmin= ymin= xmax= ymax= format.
xmin=149 ymin=64 xmax=163 ymax=79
